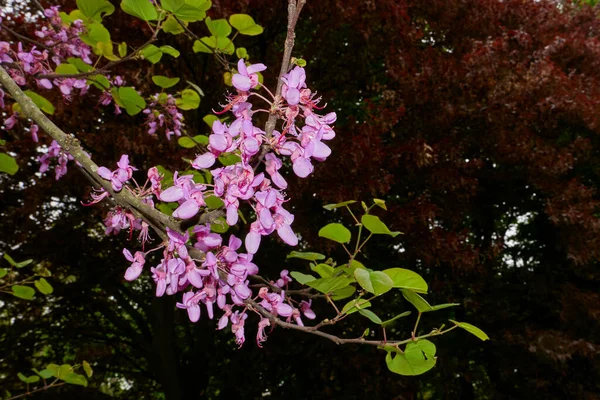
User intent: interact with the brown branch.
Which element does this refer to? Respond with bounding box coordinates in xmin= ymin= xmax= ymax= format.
xmin=0 ymin=23 xmax=49 ymax=50
xmin=7 ymin=382 xmax=66 ymax=400
xmin=245 ymin=297 xmax=458 ymax=348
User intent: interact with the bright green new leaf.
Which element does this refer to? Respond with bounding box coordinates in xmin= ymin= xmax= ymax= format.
xmin=18 ymin=373 xmax=40 ymax=384
xmin=12 ymin=285 xmax=35 ymax=300
xmin=229 ymin=14 xmax=263 ymax=35
xmin=401 ymin=289 xmax=432 ymax=312
xmin=83 ymin=361 xmax=93 ymax=378
xmin=192 ymin=36 xmax=233 ymax=55
xmin=318 ymin=223 xmax=351 ymax=244
xmin=341 ymin=298 xmax=372 ymax=315
xmin=383 ymin=268 xmax=428 ymax=293
xmin=34 ymin=278 xmax=53 ymax=295
xmin=163 ymin=15 xmax=186 ymax=34
xmin=354 ymin=269 xmax=393 ymax=295
xmin=80 ymin=22 xmax=110 ymax=45
xmin=118 ymin=42 xmax=128 ymax=57
xmin=161 ymin=0 xmax=211 ymax=22
xmin=15 ymin=259 xmax=33 ymax=268
xmin=96 ymin=41 xmax=120 ymax=61
xmin=236 ymin=47 xmax=248 ymax=59
xmin=203 ymin=114 xmax=219 ymax=127
xmin=160 ymin=45 xmax=180 ymax=58
xmin=62 ymin=372 xmax=88 ymax=387
xmin=120 ymin=0 xmax=158 ymax=21
xmin=55 ymin=63 xmax=79 ymax=75
xmin=177 ymin=137 xmax=197 ymax=148
xmin=331 ymin=285 xmax=356 ymax=300
xmin=361 ymin=214 xmax=401 ymax=237
xmin=359 ymin=308 xmax=383 ymax=324
xmin=311 ymin=263 xmax=334 ymax=278
xmin=141 ymin=44 xmax=162 ymax=63
xmin=117 ymin=87 xmax=146 ymax=115
xmin=186 ymin=81 xmax=205 ymax=97
xmin=323 ymin=200 xmax=356 ymax=210
xmin=0 ymin=268 xmax=7 ymax=278
xmin=449 ymin=320 xmax=490 ymax=341
xmin=373 ymin=198 xmax=387 ymax=210
xmin=294 ymin=57 xmax=307 ymax=67
xmin=306 ymin=276 xmax=353 ymax=294
xmin=210 ymin=216 xmax=229 ymax=233
xmin=205 ymin=17 xmax=231 ymax=37
xmin=204 ymin=195 xmax=224 ymax=209
xmin=0 ymin=153 xmax=19 ymax=175
xmin=386 ymin=339 xmax=437 ymax=376
xmin=286 ymin=251 xmax=326 ymax=261
xmin=381 ymin=311 xmax=412 ymax=327
xmin=34 ymin=368 xmax=55 ymax=379
xmin=192 ymin=135 xmax=209 ymax=145
xmin=289 ymin=271 xmax=316 ymax=285
xmin=88 ymin=74 xmax=111 ymax=90
xmin=176 ymin=88 xmax=200 ymax=110
xmin=77 ymin=0 xmax=114 ymax=21
xmin=152 ymin=75 xmax=180 ymax=88
xmin=218 ymin=153 xmax=241 ymax=166
xmin=68 ymin=57 xmax=95 ymax=72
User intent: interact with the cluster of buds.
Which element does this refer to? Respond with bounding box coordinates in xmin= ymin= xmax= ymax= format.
xmin=143 ymin=93 xmax=184 ymax=140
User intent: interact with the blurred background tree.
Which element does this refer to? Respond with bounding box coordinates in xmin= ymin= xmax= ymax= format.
xmin=1 ymin=0 xmax=599 ymax=398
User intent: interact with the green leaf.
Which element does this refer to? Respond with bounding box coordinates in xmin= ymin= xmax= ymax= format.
xmin=0 ymin=268 xmax=7 ymax=279
xmin=160 ymin=45 xmax=180 ymax=58
xmin=204 ymin=195 xmax=224 ymax=209
xmin=161 ymin=0 xmax=211 ymax=22
xmin=18 ymin=373 xmax=40 ymax=384
xmin=120 ymin=0 xmax=158 ymax=21
xmin=330 ymin=285 xmax=356 ymax=300
xmin=428 ymin=303 xmax=460 ymax=312
xmin=186 ymin=81 xmax=205 ymax=97
xmin=361 ymin=214 xmax=401 ymax=237
xmin=318 ymin=223 xmax=351 ymax=244
xmin=306 ymin=276 xmax=353 ymax=294
xmin=383 ymin=268 xmax=428 ymax=293
xmin=401 ymin=289 xmax=432 ymax=312
xmin=386 ymin=339 xmax=437 ymax=376
xmin=68 ymin=57 xmax=95 ymax=72
xmin=163 ymin=15 xmax=186 ymax=34
xmin=381 ymin=311 xmax=412 ymax=327
xmin=55 ymin=63 xmax=79 ymax=75
xmin=210 ymin=216 xmax=229 ymax=233
xmin=218 ymin=153 xmax=241 ymax=166
xmin=118 ymin=42 xmax=128 ymax=57
xmin=35 ymin=368 xmax=55 ymax=379
xmin=15 ymin=259 xmax=33 ymax=268
xmin=0 ymin=153 xmax=19 ymax=175
xmin=77 ymin=0 xmax=115 ymax=21
xmin=117 ymin=87 xmax=146 ymax=115
xmin=88 ymin=74 xmax=111 ymax=90
xmin=289 ymin=271 xmax=316 ymax=285
xmin=140 ymin=44 xmax=162 ymax=63
xmin=323 ymin=200 xmax=356 ymax=210
xmin=177 ymin=137 xmax=197 ymax=148
xmin=176 ymin=89 xmax=201 ymax=110
xmin=34 ymin=278 xmax=53 ymax=295
xmin=449 ymin=320 xmax=490 ymax=341
xmin=236 ymin=47 xmax=248 ymax=59
xmin=24 ymin=90 xmax=55 ymax=114
xmin=373 ymin=198 xmax=387 ymax=210
xmin=12 ymin=285 xmax=35 ymax=300
xmin=354 ymin=269 xmax=393 ymax=295
xmin=229 ymin=14 xmax=263 ymax=35
xmin=359 ymin=308 xmax=383 ymax=324
xmin=311 ymin=263 xmax=334 ymax=278
xmin=205 ymin=17 xmax=231 ymax=37
xmin=95 ymin=41 xmax=120 ymax=61
xmin=62 ymin=372 xmax=88 ymax=387
xmin=45 ymin=364 xmax=60 ymax=378
xmin=203 ymin=114 xmax=219 ymax=127
xmin=192 ymin=36 xmax=233 ymax=55
xmin=286 ymin=251 xmax=326 ymax=261
xmin=152 ymin=75 xmax=180 ymax=89
xmin=192 ymin=135 xmax=209 ymax=145
xmin=80 ymin=22 xmax=111 ymax=46
xmin=341 ymin=299 xmax=371 ymax=315
xmin=82 ymin=361 xmax=93 ymax=378
xmin=294 ymin=57 xmax=307 ymax=67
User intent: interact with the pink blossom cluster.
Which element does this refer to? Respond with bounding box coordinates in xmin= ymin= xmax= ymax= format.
xmin=38 ymin=140 xmax=76 ymax=180
xmin=143 ymin=93 xmax=184 ymax=140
